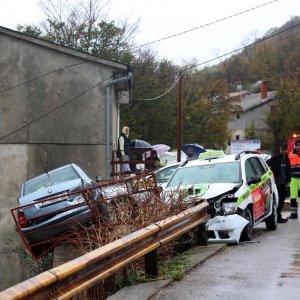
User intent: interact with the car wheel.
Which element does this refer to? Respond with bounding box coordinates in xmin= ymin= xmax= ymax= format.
xmin=240 ymin=208 xmax=253 ymax=241
xmin=265 ymin=197 xmax=278 ymax=231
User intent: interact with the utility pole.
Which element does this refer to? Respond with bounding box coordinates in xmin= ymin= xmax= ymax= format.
xmin=177 ymin=72 xmax=183 ymax=162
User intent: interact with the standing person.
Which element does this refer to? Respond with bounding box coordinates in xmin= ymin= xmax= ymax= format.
xmin=267 ymin=143 xmax=291 ymax=223
xmin=117 ymin=126 xmax=131 ymax=173
xmin=288 ymin=139 xmax=300 ymax=219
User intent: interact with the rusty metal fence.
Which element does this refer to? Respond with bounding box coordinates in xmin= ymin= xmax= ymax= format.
xmin=0 ymin=201 xmax=209 ymax=300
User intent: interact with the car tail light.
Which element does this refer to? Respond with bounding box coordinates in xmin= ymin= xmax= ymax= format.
xmin=17 ymin=210 xmax=30 ymax=228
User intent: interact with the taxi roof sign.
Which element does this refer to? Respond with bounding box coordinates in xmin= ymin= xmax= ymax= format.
xmin=198 ymin=149 xmax=225 ymax=160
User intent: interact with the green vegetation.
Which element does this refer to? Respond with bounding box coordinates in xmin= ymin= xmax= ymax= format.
xmin=160 ymin=252 xmax=192 ymax=281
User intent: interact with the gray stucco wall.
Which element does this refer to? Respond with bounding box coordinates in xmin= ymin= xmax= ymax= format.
xmin=0 ymin=28 xmax=131 ymax=290
xmin=0 ymin=145 xmax=28 ymax=289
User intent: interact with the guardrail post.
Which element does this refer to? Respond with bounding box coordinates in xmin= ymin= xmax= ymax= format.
xmin=145 ymin=249 xmax=158 ymax=277
xmin=195 ymin=223 xmax=208 ymax=246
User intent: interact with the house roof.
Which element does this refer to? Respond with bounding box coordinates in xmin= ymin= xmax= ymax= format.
xmin=229 ymin=91 xmax=276 ymax=111
xmin=0 ymin=26 xmax=132 ymax=72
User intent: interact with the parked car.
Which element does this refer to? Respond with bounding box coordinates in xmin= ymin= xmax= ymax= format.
xmin=154 ymin=162 xmax=182 ymax=190
xmin=17 ymin=163 xmax=108 ymax=244
xmin=164 ymin=150 xmax=279 ymax=243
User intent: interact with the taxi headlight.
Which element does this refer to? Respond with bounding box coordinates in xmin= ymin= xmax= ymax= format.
xmin=222 ymin=202 xmax=237 ymax=215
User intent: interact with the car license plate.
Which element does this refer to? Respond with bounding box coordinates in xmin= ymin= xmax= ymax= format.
xmin=39 ymin=195 xmax=66 ymax=207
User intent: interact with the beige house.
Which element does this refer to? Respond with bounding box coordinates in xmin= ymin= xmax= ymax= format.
xmin=227 ymin=81 xmax=275 ymax=153
xmin=0 ymin=26 xmax=133 ymax=289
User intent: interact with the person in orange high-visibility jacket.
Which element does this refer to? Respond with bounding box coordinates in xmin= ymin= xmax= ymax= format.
xmin=288 ymin=139 xmax=300 ymax=219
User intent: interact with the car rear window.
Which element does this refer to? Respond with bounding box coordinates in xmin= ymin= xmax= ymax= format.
xmin=23 ymin=166 xmax=80 ymax=196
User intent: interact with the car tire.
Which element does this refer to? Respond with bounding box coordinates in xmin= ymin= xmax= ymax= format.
xmin=240 ymin=208 xmax=253 ymax=241
xmin=265 ymin=197 xmax=278 ymax=231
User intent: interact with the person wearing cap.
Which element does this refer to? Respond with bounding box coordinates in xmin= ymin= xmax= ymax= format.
xmin=288 ymin=139 xmax=300 ymax=219
xmin=267 ymin=143 xmax=291 ymax=223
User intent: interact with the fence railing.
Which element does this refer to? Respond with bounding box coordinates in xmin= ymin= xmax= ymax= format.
xmin=0 ymin=201 xmax=209 ymax=300
xmin=11 ymin=173 xmax=160 ymax=260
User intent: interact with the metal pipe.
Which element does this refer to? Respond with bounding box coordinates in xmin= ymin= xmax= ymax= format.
xmin=105 ymin=73 xmax=132 ymax=179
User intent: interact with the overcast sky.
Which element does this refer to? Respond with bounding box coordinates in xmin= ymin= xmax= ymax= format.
xmin=0 ymin=0 xmax=298 ymax=65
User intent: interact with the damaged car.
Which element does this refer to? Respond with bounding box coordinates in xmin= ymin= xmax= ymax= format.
xmin=164 ymin=150 xmax=278 ymax=244
xmin=16 ymin=163 xmax=108 ymax=245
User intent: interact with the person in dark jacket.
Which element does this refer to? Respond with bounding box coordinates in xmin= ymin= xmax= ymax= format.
xmin=117 ymin=126 xmax=131 ymax=173
xmin=267 ymin=143 xmax=291 ymax=223
xmin=288 ymin=139 xmax=300 ymax=219
xmin=146 ymin=150 xmax=160 ymax=171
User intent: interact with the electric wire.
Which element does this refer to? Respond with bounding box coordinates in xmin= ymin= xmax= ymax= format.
xmin=131 ymin=0 xmax=278 ymax=50
xmin=160 ymin=22 xmax=300 ymax=79
xmin=133 ymin=74 xmax=182 ymax=101
xmin=0 ymin=0 xmax=279 ymax=95
xmin=0 ymin=75 xmax=113 ymax=142
xmin=124 ymin=22 xmax=299 ymax=100
xmin=0 ymin=61 xmax=86 ymax=94
xmin=0 ymin=4 xmax=297 ymax=136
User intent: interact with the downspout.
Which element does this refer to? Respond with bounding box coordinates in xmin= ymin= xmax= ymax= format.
xmin=105 ymin=72 xmax=132 ymax=179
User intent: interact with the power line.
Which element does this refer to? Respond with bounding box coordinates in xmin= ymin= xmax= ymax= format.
xmin=1 ymin=15 xmax=297 ymax=138
xmin=133 ymin=75 xmax=181 ymax=101
xmin=180 ymin=22 xmax=300 ymax=73
xmin=131 ymin=0 xmax=279 ymax=50
xmin=0 ymin=0 xmax=280 ymax=96
xmin=155 ymin=22 xmax=299 ymax=80
xmin=0 ymin=61 xmax=86 ymax=94
xmin=0 ymin=75 xmax=113 ymax=142
xmin=131 ymin=22 xmax=300 ymax=92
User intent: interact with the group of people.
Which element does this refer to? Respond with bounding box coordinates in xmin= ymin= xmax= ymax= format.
xmin=117 ymin=126 xmax=161 ymax=173
xmin=267 ymin=140 xmax=300 ymax=222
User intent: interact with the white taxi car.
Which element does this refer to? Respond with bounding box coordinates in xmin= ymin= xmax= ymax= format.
xmin=164 ymin=150 xmax=278 ymax=243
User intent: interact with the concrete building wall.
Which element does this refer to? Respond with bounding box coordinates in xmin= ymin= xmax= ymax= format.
xmin=0 ymin=145 xmax=29 ymax=288
xmin=0 ymin=27 xmax=131 ymax=290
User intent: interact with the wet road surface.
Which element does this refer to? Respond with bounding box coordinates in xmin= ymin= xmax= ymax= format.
xmin=151 ymin=212 xmax=300 ymax=300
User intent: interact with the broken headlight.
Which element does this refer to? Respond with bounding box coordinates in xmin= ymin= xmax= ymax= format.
xmin=222 ymin=202 xmax=237 ymax=215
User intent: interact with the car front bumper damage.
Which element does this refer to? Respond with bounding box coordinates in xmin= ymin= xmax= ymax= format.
xmin=207 ymin=214 xmax=249 ymax=244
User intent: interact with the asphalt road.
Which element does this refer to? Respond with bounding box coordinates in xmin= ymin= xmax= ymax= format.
xmin=151 ymin=212 xmax=300 ymax=300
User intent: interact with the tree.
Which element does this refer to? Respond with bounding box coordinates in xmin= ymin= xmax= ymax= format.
xmin=120 ymin=49 xmax=180 ymax=147
xmin=244 ymin=121 xmax=256 ymax=139
xmin=267 ymin=69 xmax=300 ymax=151
xmin=17 ymin=0 xmax=138 ymax=63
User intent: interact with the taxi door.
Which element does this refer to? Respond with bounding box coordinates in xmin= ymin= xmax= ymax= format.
xmin=245 ymin=158 xmax=270 ymax=221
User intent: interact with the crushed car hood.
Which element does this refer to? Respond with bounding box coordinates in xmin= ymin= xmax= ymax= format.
xmin=165 ymin=183 xmax=239 ymax=199
xmin=192 ymin=183 xmax=238 ymax=199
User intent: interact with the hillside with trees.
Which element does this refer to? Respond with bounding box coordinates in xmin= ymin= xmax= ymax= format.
xmin=17 ymin=0 xmax=300 ymax=152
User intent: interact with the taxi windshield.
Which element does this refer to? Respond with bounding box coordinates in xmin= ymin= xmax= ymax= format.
xmin=167 ymin=162 xmax=241 ymax=187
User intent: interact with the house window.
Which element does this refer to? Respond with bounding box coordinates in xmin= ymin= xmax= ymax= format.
xmin=236 ymin=113 xmax=240 ymax=119
xmin=236 ymin=135 xmax=240 ymax=140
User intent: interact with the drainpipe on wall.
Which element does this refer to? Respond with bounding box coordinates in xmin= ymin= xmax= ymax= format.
xmin=105 ymin=72 xmax=133 ymax=179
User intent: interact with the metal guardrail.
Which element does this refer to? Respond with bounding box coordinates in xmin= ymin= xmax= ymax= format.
xmin=0 ymin=201 xmax=209 ymax=300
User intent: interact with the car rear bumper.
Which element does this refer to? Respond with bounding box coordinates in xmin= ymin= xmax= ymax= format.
xmin=21 ymin=207 xmax=91 ymax=243
xmin=207 ymin=214 xmax=249 ymax=244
